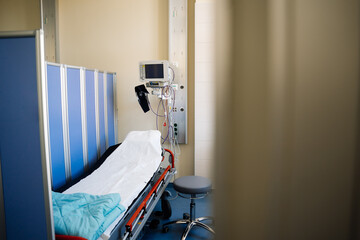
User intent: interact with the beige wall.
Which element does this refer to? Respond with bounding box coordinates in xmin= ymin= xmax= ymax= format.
xmin=58 ymin=0 xmax=195 ymax=177
xmin=0 ymin=0 xmax=41 ymax=31
xmin=215 ymin=0 xmax=360 ymax=239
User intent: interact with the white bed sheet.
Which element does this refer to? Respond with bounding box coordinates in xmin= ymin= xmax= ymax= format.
xmin=63 ymin=130 xmax=163 ymax=240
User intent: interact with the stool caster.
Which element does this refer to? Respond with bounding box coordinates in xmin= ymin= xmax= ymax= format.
xmin=183 ymin=213 xmax=190 ymax=220
xmin=162 ymin=226 xmax=169 ymax=233
xmin=149 ymin=219 xmax=160 ymax=229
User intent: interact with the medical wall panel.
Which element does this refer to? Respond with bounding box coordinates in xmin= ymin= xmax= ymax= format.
xmin=85 ymin=70 xmax=98 ymax=167
xmin=66 ymin=67 xmax=84 ymax=180
xmin=107 ymin=73 xmax=116 ymax=147
xmin=47 ymin=64 xmax=67 ymax=190
xmin=169 ymin=0 xmax=188 ymax=144
xmin=98 ymin=72 xmax=106 ymax=155
xmin=0 ymin=34 xmax=49 ymax=239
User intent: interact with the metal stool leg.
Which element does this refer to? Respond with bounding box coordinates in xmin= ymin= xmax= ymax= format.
xmin=196 ymin=216 xmax=214 ymax=222
xmin=181 ymin=222 xmax=195 ymax=240
xmin=163 ymin=219 xmax=189 ymax=227
xmin=163 ymin=192 xmax=215 ymax=239
xmin=194 ymin=221 xmax=215 ymax=234
xmin=162 ymin=219 xmax=189 ymax=233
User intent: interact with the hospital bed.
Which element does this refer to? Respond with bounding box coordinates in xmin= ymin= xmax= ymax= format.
xmin=53 ymin=130 xmax=175 ymax=240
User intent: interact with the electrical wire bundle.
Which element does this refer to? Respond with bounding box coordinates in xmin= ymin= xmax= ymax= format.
xmin=147 ymin=67 xmax=180 ymax=161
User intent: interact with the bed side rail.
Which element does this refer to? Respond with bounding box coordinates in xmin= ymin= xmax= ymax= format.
xmin=164 ymin=148 xmax=175 ymax=169
xmin=123 ymin=149 xmax=175 ymax=239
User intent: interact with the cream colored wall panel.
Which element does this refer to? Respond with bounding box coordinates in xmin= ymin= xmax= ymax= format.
xmin=195 ymin=81 xmax=214 ymax=99
xmin=58 ymin=0 xmax=167 ymax=138
xmin=194 ymin=140 xmax=214 ymax=160
xmin=195 ymin=62 xmax=215 ymax=83
xmin=194 ymin=0 xmax=215 ymax=180
xmin=195 ymin=120 xmax=215 ymax=141
xmin=195 ymin=23 xmax=214 ymax=43
xmin=194 ymin=157 xmax=214 ymax=180
xmin=58 ymin=0 xmax=195 ymax=178
xmin=194 ymin=105 xmax=215 ymax=123
xmin=195 ymin=42 xmax=215 ymax=62
xmin=193 ymin=1 xmax=214 ymax=23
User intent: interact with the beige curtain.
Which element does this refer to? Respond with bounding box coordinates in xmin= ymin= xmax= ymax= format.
xmin=215 ymin=0 xmax=360 ymax=239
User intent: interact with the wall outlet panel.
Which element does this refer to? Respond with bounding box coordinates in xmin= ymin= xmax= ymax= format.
xmin=169 ymin=0 xmax=188 ymax=144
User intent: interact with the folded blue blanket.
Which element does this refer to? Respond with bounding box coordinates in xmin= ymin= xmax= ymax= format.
xmin=52 ymin=191 xmax=125 ymax=240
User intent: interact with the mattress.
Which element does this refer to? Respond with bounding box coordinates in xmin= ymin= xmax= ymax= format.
xmin=63 ymin=130 xmax=163 ymax=239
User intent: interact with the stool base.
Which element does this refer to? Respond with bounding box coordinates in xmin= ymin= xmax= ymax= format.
xmin=163 ymin=216 xmax=215 ymax=240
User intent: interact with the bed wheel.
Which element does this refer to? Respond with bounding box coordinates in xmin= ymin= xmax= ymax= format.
xmin=162 ymin=226 xmax=169 ymax=233
xmin=161 ymin=199 xmax=172 ymax=219
xmin=149 ymin=219 xmax=160 ymax=229
xmin=161 ymin=191 xmax=172 ymax=219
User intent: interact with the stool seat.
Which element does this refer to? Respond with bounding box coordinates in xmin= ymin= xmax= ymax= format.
xmin=174 ymin=176 xmax=212 ymax=195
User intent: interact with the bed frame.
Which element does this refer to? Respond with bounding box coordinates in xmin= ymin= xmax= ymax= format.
xmin=57 ymin=145 xmax=175 ymax=240
xmin=118 ymin=148 xmax=175 ymax=240
xmin=45 ymin=61 xmax=175 ymax=239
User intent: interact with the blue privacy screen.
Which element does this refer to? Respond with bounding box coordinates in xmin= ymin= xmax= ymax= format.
xmin=47 ymin=64 xmax=66 ymax=190
xmin=67 ymin=67 xmax=84 ymax=180
xmin=107 ymin=73 xmax=115 ymax=147
xmin=0 ymin=34 xmax=117 ymax=239
xmin=86 ymin=70 xmax=98 ymax=168
xmin=98 ymin=72 xmax=106 ymax=156
xmin=46 ymin=64 xmax=117 ymax=190
xmin=0 ymin=36 xmax=48 ymax=239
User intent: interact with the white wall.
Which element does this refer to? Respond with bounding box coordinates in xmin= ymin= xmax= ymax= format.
xmin=194 ymin=0 xmax=215 ymax=181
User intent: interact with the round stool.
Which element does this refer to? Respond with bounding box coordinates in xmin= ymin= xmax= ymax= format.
xmin=162 ymin=176 xmax=215 ymax=239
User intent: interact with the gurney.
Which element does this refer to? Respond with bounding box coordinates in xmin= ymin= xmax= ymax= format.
xmin=53 ymin=130 xmax=175 ymax=240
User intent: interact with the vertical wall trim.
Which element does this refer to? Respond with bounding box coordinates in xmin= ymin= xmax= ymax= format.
xmin=40 ymin=0 xmax=44 ymax=30
xmin=80 ymin=67 xmax=88 ymax=171
xmin=94 ymin=70 xmax=100 ymax=159
xmin=55 ymin=0 xmax=60 ymax=63
xmin=113 ymin=73 xmax=118 ymax=143
xmin=104 ymin=72 xmax=109 ymax=149
xmin=35 ymin=29 xmax=55 ymax=240
xmin=61 ymin=65 xmax=71 ymax=182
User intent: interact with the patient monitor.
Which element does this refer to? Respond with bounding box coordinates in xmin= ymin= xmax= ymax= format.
xmin=139 ymin=60 xmax=172 ymax=88
xmin=136 ymin=60 xmax=179 ymax=155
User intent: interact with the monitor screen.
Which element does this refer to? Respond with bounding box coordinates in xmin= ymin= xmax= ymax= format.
xmin=145 ymin=64 xmax=164 ymax=79
xmin=139 ymin=60 xmax=169 ymax=82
